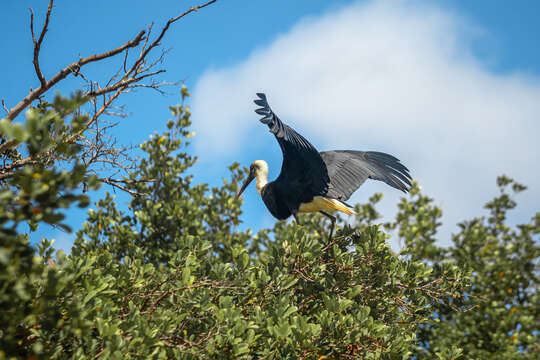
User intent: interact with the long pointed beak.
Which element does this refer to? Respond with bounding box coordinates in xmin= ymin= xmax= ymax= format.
xmin=236 ymin=173 xmax=255 ymax=198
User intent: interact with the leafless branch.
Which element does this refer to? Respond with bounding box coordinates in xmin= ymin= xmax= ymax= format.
xmin=29 ymin=0 xmax=53 ymax=87
xmin=4 ymin=28 xmax=146 ymax=125
xmin=100 ymin=178 xmax=157 ymax=185
xmin=103 ymin=111 xmax=128 ymax=118
xmin=68 ymin=90 xmax=123 ymax=144
xmin=86 ymin=70 xmax=167 ymax=97
xmin=127 ymin=81 xmax=178 ymax=95
xmin=1 ymin=99 xmax=7 ymax=114
xmin=126 ymin=0 xmax=216 ymax=82
xmin=123 ymin=48 xmax=129 ymax=73
xmin=1 ymin=0 xmax=218 ymax=195
xmin=0 ymin=156 xmax=40 ymax=180
xmin=3 ymin=0 xmax=216 ymax=127
xmin=98 ymin=177 xmax=147 ymax=197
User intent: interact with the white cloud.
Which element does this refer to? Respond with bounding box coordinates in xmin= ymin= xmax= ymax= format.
xmin=191 ymin=0 xmax=540 ymax=245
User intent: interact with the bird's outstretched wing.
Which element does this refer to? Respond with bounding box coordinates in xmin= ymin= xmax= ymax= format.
xmin=254 ymin=93 xmax=329 ymax=203
xmin=320 ymin=150 xmax=412 ymax=201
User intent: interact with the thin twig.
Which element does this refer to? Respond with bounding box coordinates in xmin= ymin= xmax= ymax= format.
xmin=123 ymin=47 xmax=129 ymax=73
xmin=101 ymin=178 xmax=156 ymax=185
xmin=86 ymin=70 xmax=166 ymax=97
xmin=1 ymin=99 xmax=7 ymax=114
xmin=127 ymin=0 xmax=216 ymax=80
xmin=66 ymin=89 xmax=123 ymax=144
xmin=98 ymin=177 xmax=146 ymax=196
xmin=0 ymin=156 xmax=39 ymax=180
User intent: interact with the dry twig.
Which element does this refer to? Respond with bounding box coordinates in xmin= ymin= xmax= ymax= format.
xmin=1 ymin=99 xmax=8 ymax=114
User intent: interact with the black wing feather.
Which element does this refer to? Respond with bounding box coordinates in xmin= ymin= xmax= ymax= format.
xmin=320 ymin=150 xmax=412 ymax=201
xmin=254 ymin=93 xmax=329 ymax=208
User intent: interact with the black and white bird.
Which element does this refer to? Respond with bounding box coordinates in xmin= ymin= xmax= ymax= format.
xmin=237 ymin=93 xmax=412 ymax=240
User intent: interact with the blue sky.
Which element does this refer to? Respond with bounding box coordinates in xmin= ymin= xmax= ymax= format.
xmin=1 ymin=0 xmax=539 ymax=252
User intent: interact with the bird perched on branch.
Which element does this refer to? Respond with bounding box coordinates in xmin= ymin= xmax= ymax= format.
xmin=237 ymin=93 xmax=412 ymax=240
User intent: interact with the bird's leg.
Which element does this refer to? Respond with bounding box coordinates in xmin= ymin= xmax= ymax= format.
xmin=319 ymin=211 xmax=336 ymax=242
xmin=291 ymin=212 xmax=300 ymax=272
xmin=319 ymin=211 xmax=337 ymax=263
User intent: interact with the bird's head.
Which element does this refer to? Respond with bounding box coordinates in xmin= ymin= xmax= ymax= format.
xmin=236 ymin=160 xmax=268 ymax=198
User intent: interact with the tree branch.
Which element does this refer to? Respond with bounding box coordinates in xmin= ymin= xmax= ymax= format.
xmin=0 ymin=156 xmax=40 ymax=180
xmin=0 ymin=140 xmax=18 ymax=157
xmin=130 ymin=0 xmax=216 ymax=79
xmin=98 ymin=177 xmax=147 ymax=197
xmin=5 ymin=29 xmax=146 ymax=125
xmin=86 ymin=70 xmax=166 ymax=97
xmin=0 ymin=89 xmax=122 ymax=181
xmin=29 ymin=0 xmax=53 ymax=88
xmin=1 ymin=99 xmax=7 ymax=114
xmin=66 ymin=89 xmax=123 ymax=145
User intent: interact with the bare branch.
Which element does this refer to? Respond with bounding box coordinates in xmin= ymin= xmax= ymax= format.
xmin=73 ymin=30 xmax=147 ymax=69
xmin=29 ymin=0 xmax=53 ymax=88
xmin=1 ymin=99 xmax=7 ymax=114
xmin=86 ymin=78 xmax=141 ymax=98
xmin=129 ymin=0 xmax=216 ymax=80
xmin=86 ymin=69 xmax=166 ymax=98
xmin=0 ymin=156 xmax=40 ymax=180
xmin=103 ymin=111 xmax=128 ymax=118
xmin=134 ymin=69 xmax=167 ymax=82
xmin=67 ymin=89 xmax=123 ymax=144
xmin=123 ymin=48 xmax=129 ymax=73
xmin=126 ymin=79 xmax=178 ymax=96
xmin=102 ymin=178 xmax=157 ymax=185
xmin=4 ymin=29 xmax=146 ymax=125
xmin=3 ymin=0 xmax=217 ymax=132
xmin=1 ymin=0 xmax=218 ymax=177
xmin=86 ymin=1 xmax=214 ymax=105
xmin=37 ymin=1 xmax=54 ymax=52
xmin=98 ymin=177 xmax=145 ymax=196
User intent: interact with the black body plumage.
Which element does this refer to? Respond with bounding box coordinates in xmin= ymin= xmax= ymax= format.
xmin=250 ymin=93 xmax=412 ymax=221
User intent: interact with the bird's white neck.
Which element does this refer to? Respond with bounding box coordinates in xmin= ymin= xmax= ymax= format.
xmin=251 ymin=159 xmax=269 ymax=195
xmin=255 ymin=172 xmax=268 ymax=194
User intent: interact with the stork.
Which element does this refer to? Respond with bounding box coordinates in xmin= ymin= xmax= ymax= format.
xmin=237 ymin=93 xmax=412 ymax=240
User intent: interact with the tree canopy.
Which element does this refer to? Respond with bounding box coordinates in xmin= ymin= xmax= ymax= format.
xmin=1 ymin=93 xmax=538 ymax=359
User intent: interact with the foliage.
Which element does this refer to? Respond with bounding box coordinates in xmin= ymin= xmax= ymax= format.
xmin=0 ymin=93 xmax=538 ymax=359
xmin=396 ymin=178 xmax=540 ymax=359
xmin=0 ymin=94 xmax=100 ymax=356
